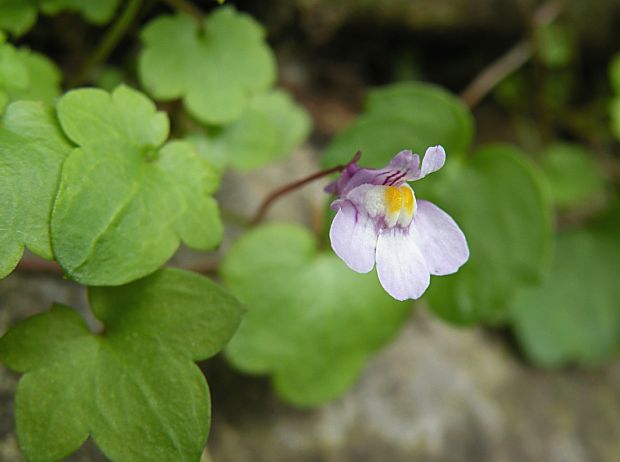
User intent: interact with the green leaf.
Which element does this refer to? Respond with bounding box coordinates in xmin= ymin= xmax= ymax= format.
xmin=510 ymin=210 xmax=620 ymax=366
xmin=611 ymin=97 xmax=620 ymax=141
xmin=0 ymin=37 xmax=61 ymax=108
xmin=535 ymin=23 xmax=574 ymax=68
xmin=0 ymin=91 xmax=7 ymax=114
xmin=50 ymin=85 xmax=222 ymax=285
xmin=139 ymin=7 xmax=276 ymax=125
xmin=322 ymin=81 xmax=474 ymax=168
xmin=0 ymin=268 xmax=243 ymax=462
xmin=0 ymin=101 xmax=72 ymax=279
xmin=95 ymin=66 xmax=126 ymax=92
xmin=38 ymin=0 xmax=120 ymax=23
xmin=89 ymin=269 xmax=241 ymax=359
xmin=12 ymin=307 xmax=96 ymax=461
xmin=610 ymin=55 xmax=620 ymax=140
xmin=194 ymin=89 xmax=311 ymax=170
xmin=0 ymin=0 xmax=120 ymax=35
xmin=610 ymin=54 xmax=620 ymax=95
xmin=221 ymin=224 xmax=410 ymax=406
xmin=416 ymin=145 xmax=553 ymax=324
xmin=0 ymin=1 xmax=37 ymax=35
xmin=539 ymin=143 xmax=606 ymax=209
xmin=12 ymin=48 xmax=61 ymax=102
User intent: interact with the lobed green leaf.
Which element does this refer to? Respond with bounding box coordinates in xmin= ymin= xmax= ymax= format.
xmin=415 ymin=145 xmax=553 ymax=324
xmin=89 ymin=268 xmax=243 ymax=360
xmin=0 ymin=0 xmax=120 ymax=35
xmin=50 ymin=85 xmax=222 ymax=285
xmin=0 ymin=268 xmax=243 ymax=462
xmin=322 ymin=81 xmax=474 ymax=168
xmin=192 ymin=89 xmax=312 ymax=170
xmin=539 ymin=143 xmax=606 ymax=210
xmin=0 ymin=101 xmax=71 ymax=279
xmin=510 ymin=209 xmax=620 ymax=366
xmin=608 ymin=53 xmax=620 ymax=95
xmin=611 ymin=97 xmax=620 ymax=141
xmin=39 ymin=0 xmax=120 ymax=23
xmin=222 ymin=223 xmax=411 ymax=406
xmin=0 ymin=1 xmax=37 ymax=35
xmin=139 ymin=7 xmax=276 ymax=125
xmin=535 ymin=23 xmax=574 ymax=68
xmin=0 ymin=34 xmax=61 ymax=112
xmin=610 ymin=54 xmax=620 ymax=140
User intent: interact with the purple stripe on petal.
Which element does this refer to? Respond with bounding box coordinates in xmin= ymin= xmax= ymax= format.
xmin=384 ymin=170 xmax=408 ymax=186
xmin=388 ymin=150 xmax=421 ymax=175
xmin=330 ymin=201 xmax=379 ymax=273
xmin=337 ymin=150 xmax=422 ymax=196
xmin=412 ymin=200 xmax=469 ymax=275
xmin=381 ymin=170 xmax=402 ymax=185
xmin=376 ymin=227 xmax=430 ymax=300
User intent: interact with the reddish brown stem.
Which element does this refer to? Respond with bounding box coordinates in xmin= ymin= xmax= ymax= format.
xmin=248 ymin=164 xmax=347 ymax=226
xmin=249 ymin=152 xmax=362 ymax=226
xmin=459 ymin=0 xmax=564 ymax=108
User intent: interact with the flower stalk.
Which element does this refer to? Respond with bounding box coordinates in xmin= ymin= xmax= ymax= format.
xmin=249 ymin=152 xmax=361 ymax=226
xmin=69 ymin=0 xmax=142 ymax=87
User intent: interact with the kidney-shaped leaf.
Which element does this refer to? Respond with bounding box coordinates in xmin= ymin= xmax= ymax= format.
xmin=0 ymin=101 xmax=71 ymax=279
xmin=193 ymin=89 xmax=311 ymax=170
xmin=510 ymin=210 xmax=620 ymax=366
xmin=415 ymin=145 xmax=553 ymax=324
xmin=0 ymin=33 xmax=61 ymax=113
xmin=0 ymin=0 xmax=120 ymax=35
xmin=608 ymin=54 xmax=620 ymax=95
xmin=322 ymin=81 xmax=474 ymax=169
xmin=51 ymin=85 xmax=222 ymax=285
xmin=139 ymin=7 xmax=276 ymax=125
xmin=610 ymin=54 xmax=620 ymax=140
xmin=539 ymin=143 xmax=606 ymax=210
xmin=0 ymin=268 xmax=243 ymax=462
xmin=221 ymin=223 xmax=411 ymax=406
xmin=0 ymin=1 xmax=37 ymax=35
xmin=39 ymin=0 xmax=120 ymax=22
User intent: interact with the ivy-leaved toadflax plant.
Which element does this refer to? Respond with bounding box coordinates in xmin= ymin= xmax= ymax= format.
xmin=327 ymin=146 xmax=469 ymax=300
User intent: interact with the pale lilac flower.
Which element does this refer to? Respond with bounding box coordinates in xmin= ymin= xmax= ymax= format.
xmin=327 ymin=146 xmax=469 ymax=301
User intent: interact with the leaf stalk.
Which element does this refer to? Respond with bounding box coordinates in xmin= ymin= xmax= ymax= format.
xmin=68 ymin=0 xmax=143 ymax=87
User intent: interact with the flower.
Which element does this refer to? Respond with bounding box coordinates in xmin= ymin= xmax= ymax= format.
xmin=327 ymin=146 xmax=469 ymax=301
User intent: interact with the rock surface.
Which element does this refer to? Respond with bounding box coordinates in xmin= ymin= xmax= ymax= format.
xmin=206 ymin=309 xmax=620 ymax=462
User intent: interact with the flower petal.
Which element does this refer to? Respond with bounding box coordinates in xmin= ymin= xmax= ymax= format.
xmin=329 ymin=201 xmax=378 ymax=273
xmin=412 ymin=200 xmax=469 ymax=275
xmin=419 ymin=145 xmax=446 ymax=179
xmin=386 ymin=149 xmax=421 ymax=181
xmin=325 ymin=162 xmax=360 ymax=196
xmin=376 ymin=227 xmax=430 ymax=300
xmin=336 ymin=150 xmax=421 ymax=196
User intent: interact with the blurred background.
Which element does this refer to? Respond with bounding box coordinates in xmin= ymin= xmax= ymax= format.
xmin=1 ymin=0 xmax=620 ymax=460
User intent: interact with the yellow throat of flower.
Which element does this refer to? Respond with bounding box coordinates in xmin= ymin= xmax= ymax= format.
xmin=384 ymin=185 xmax=415 ymax=227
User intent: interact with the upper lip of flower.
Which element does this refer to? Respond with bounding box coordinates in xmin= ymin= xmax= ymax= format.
xmin=327 ymin=146 xmax=469 ymax=301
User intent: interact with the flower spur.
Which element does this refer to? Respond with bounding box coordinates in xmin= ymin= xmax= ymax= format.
xmin=327 ymin=146 xmax=469 ymax=300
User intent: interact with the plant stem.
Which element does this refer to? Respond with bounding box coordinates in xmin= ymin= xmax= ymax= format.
xmin=249 ymin=163 xmax=350 ymax=226
xmin=68 ymin=0 xmax=142 ymax=87
xmin=162 ymin=0 xmax=204 ymax=21
xmin=459 ymin=0 xmax=564 ymax=108
xmin=460 ymin=41 xmax=533 ymax=109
